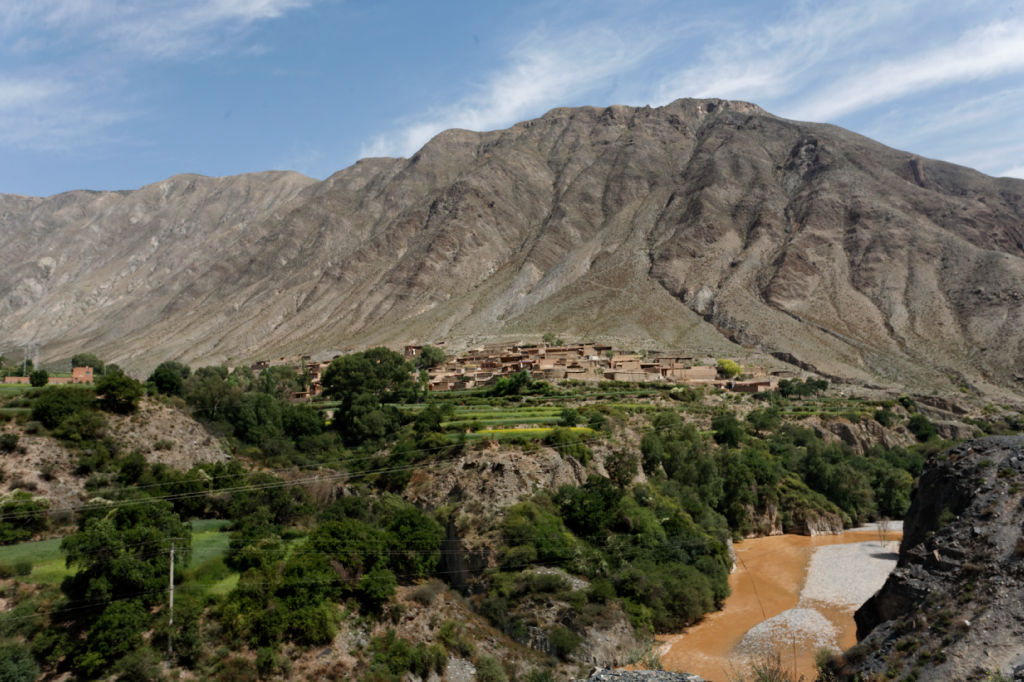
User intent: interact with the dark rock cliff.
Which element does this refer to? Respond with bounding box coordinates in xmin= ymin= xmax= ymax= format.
xmin=836 ymin=436 xmax=1024 ymax=680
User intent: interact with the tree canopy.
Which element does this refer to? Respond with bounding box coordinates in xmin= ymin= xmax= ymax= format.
xmin=71 ymin=353 xmax=105 ymax=375
xmin=148 ymin=361 xmax=192 ymax=396
xmin=413 ymin=345 xmax=446 ymax=370
xmin=95 ymin=368 xmax=143 ymax=413
xmin=321 ymin=348 xmax=417 ymax=445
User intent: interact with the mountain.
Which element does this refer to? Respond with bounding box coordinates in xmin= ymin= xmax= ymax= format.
xmin=2 ymin=99 xmax=1023 ymax=399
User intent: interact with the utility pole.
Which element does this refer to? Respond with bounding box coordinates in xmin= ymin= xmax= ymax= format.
xmin=167 ymin=541 xmax=175 ymax=660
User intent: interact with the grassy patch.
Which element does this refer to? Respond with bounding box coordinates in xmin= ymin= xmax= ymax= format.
xmin=0 ymin=538 xmax=65 ymax=584
xmin=0 ymin=407 xmax=30 ymax=417
xmin=0 ymin=519 xmax=233 ymax=588
xmin=453 ymin=426 xmax=595 ymax=441
xmin=0 ymin=384 xmax=35 ymax=394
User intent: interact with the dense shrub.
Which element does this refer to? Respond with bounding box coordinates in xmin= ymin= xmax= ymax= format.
xmin=30 ymin=386 xmax=95 ymax=430
xmin=544 ymin=427 xmax=592 ymax=464
xmin=908 ymin=413 xmax=938 ymax=442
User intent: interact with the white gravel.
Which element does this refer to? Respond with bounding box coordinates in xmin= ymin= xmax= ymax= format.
xmin=733 ymin=528 xmax=901 ymax=659
xmin=800 ymin=541 xmax=899 ymax=609
xmin=735 ymin=608 xmax=839 ymax=657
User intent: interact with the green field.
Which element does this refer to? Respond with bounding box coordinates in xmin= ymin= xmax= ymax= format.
xmin=0 ymin=519 xmax=234 ymax=589
xmin=0 ymin=537 xmax=66 ymax=584
xmin=454 ymin=426 xmax=596 ymax=441
xmin=0 ymin=384 xmax=37 ymax=398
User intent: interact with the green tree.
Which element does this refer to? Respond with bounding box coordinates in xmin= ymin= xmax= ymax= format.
xmin=907 ymin=413 xmax=937 ymax=442
xmin=606 ymin=449 xmax=639 ymax=487
xmin=383 ymin=504 xmax=443 ymax=579
xmin=716 ymin=359 xmax=742 ymax=379
xmin=556 ymin=475 xmax=623 ymax=536
xmin=28 ymin=369 xmax=48 ymax=387
xmin=746 ymin=408 xmax=781 ymax=436
xmin=183 ymin=368 xmax=244 ymax=422
xmin=61 ymin=502 xmax=190 ymax=604
xmin=94 ymin=369 xmax=143 ymax=414
xmin=55 ymin=501 xmax=189 ymax=677
xmin=413 ymin=345 xmax=445 ymax=370
xmin=258 ymin=365 xmax=302 ymax=400
xmin=542 ymin=332 xmax=564 ymax=346
xmin=491 ymin=370 xmax=533 ymax=396
xmin=321 ymin=348 xmax=417 ymax=446
xmin=71 ymin=353 xmax=105 ymax=375
xmin=30 ymin=386 xmax=96 ymax=429
xmin=147 ymin=361 xmax=192 ymax=396
xmin=0 ymin=491 xmax=49 ymax=544
xmin=231 ymin=392 xmax=285 ymax=446
xmin=711 ymin=412 xmax=745 ymax=447
xmin=559 ymin=407 xmax=581 ymax=427
xmin=0 ymin=641 xmax=40 ymax=681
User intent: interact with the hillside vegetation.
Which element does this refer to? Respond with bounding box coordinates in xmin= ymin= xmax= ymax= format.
xmin=0 ymin=350 xmax=1019 ymax=680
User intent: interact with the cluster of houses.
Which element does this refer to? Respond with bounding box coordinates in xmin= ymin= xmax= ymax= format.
xmin=246 ymin=342 xmax=798 ymax=401
xmin=4 ymin=343 xmax=795 ymax=399
xmin=405 ymin=342 xmax=790 ymax=394
xmin=3 ymin=366 xmax=94 ymax=385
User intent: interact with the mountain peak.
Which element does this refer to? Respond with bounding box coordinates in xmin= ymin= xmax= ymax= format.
xmin=2 ymin=103 xmax=1022 ymax=403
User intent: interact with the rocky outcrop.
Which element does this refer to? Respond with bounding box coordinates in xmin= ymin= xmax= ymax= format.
xmin=580 ymin=670 xmax=705 ymax=681
xmin=835 ymin=436 xmax=1024 ymax=681
xmin=804 ymin=415 xmax=914 ymax=454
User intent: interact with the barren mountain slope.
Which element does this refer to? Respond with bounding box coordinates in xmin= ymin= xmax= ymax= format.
xmin=1 ymin=99 xmax=1022 ymax=399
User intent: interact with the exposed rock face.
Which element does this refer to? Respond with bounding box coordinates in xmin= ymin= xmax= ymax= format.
xmin=2 ymin=100 xmax=1023 ymax=402
xmin=0 ymin=397 xmax=228 ymax=511
xmin=581 ymin=671 xmax=705 ymax=681
xmin=839 ymin=436 xmax=1024 ymax=680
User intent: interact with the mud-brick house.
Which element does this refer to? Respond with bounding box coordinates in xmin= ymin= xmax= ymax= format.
xmin=541 ymin=346 xmax=585 ymax=365
xmin=71 ymin=366 xmax=93 ymax=384
xmin=3 ymin=376 xmax=29 ymax=384
xmin=669 ymin=365 xmax=719 ymax=384
xmin=609 ymin=354 xmax=643 ymax=371
xmin=731 ymin=378 xmax=777 ymax=393
xmin=610 ymin=369 xmax=664 ymax=382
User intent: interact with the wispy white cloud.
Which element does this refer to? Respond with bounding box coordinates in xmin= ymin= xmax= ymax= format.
xmin=1000 ymin=165 xmax=1024 ymax=179
xmin=104 ymin=0 xmax=311 ymax=58
xmin=653 ymin=0 xmax=923 ymax=105
xmin=361 ymin=27 xmax=654 ymax=158
xmin=0 ymin=0 xmax=312 ymax=151
xmin=0 ymin=77 xmax=67 ymax=112
xmin=793 ymin=19 xmax=1024 ymax=121
xmin=850 ymin=83 xmax=1024 ymax=173
xmin=1 ymin=0 xmax=311 ymax=59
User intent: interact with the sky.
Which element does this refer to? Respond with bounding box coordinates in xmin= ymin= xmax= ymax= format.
xmin=2 ymin=0 xmax=1023 ymax=197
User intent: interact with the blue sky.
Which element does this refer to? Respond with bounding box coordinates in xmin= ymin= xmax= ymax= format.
xmin=2 ymin=0 xmax=1023 ymax=197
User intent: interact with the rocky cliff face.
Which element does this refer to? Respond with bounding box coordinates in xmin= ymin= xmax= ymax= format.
xmin=3 ymin=100 xmax=1023 ymax=402
xmin=838 ymin=436 xmax=1024 ymax=680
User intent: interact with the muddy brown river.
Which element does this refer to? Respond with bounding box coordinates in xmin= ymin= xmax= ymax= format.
xmin=657 ymin=527 xmax=902 ymax=681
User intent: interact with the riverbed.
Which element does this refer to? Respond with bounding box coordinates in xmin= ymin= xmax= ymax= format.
xmin=657 ymin=524 xmax=902 ymax=681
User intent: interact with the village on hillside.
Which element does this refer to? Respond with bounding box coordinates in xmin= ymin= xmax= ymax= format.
xmin=253 ymin=342 xmax=798 ymax=400
xmin=3 ymin=342 xmax=801 ymax=400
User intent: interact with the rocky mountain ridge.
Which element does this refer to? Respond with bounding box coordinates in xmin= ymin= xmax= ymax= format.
xmin=2 ymin=99 xmax=1023 ymax=403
